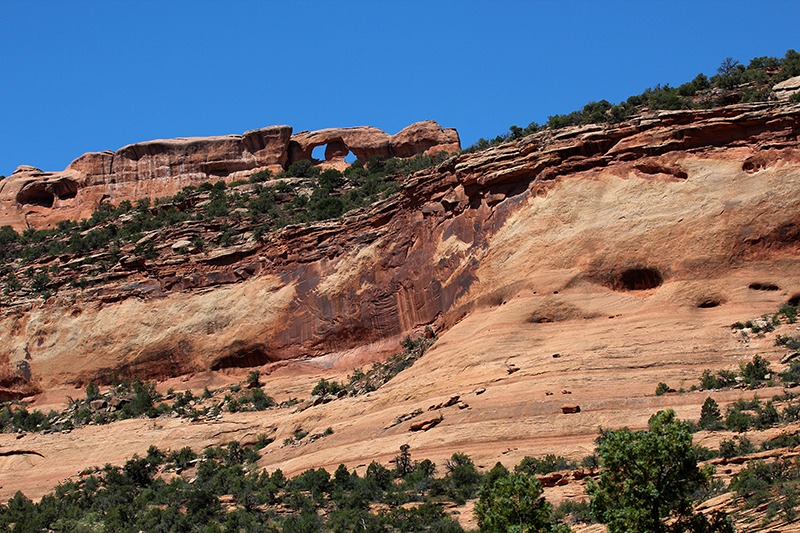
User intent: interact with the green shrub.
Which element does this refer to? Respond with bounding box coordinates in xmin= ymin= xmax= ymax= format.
xmin=588 ymin=410 xmax=728 ymax=533
xmin=85 ymin=381 xmax=100 ymax=401
xmin=245 ymin=370 xmax=260 ymax=386
xmin=725 ymin=409 xmax=752 ymax=432
xmin=730 ymin=459 xmax=780 ymax=507
xmin=31 ymin=271 xmax=51 ymax=293
xmin=699 ymin=397 xmax=723 ymax=430
xmin=312 ymin=378 xmax=344 ymax=397
xmin=740 ymin=355 xmax=771 ymax=387
xmin=249 ymin=169 xmax=272 ymax=183
xmin=474 ymin=471 xmax=552 ymax=533
xmin=781 ymin=361 xmax=800 ymax=383
xmin=776 ymin=334 xmax=800 ymax=350
xmin=515 ymin=454 xmax=576 ymax=475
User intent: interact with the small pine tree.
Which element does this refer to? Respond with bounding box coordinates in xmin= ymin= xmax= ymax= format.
xmin=699 ymin=397 xmax=722 ymax=430
xmin=85 ymin=381 xmax=100 ymax=401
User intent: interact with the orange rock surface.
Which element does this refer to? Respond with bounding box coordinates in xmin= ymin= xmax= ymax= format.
xmin=0 ymin=121 xmax=458 ymax=232
xmin=2 ymin=104 xmax=800 ymax=516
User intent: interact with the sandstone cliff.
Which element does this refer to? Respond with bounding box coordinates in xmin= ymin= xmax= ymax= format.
xmin=0 ymin=121 xmax=459 ymax=232
xmin=2 ymin=103 xmax=800 ymax=399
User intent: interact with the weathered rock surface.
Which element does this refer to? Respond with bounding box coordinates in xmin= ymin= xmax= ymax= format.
xmin=2 ymin=103 xmax=800 ymax=397
xmin=773 ymin=75 xmax=800 ymax=100
xmin=288 ymin=120 xmax=460 ymax=166
xmin=4 ymin=104 xmax=800 ymax=531
xmin=0 ymin=121 xmax=458 ymax=231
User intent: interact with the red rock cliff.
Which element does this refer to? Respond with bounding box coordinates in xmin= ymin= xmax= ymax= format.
xmin=0 ymin=121 xmax=459 ymax=232
xmin=2 ymin=104 xmax=800 ymax=396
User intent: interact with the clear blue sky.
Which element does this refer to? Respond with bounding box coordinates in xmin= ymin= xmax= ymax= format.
xmin=1 ymin=0 xmax=799 ymax=176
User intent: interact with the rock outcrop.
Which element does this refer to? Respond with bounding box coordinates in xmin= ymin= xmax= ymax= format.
xmin=0 ymin=121 xmax=459 ymax=231
xmin=288 ymin=120 xmax=461 ymax=167
xmin=773 ymin=75 xmax=800 ymax=100
xmin=2 ymin=103 xmax=800 ymax=397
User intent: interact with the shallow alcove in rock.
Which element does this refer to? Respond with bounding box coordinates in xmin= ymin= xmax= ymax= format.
xmin=17 ymin=185 xmax=55 ymax=208
xmin=749 ymin=282 xmax=780 ymax=291
xmin=613 ymin=267 xmax=663 ymax=291
xmin=696 ymin=297 xmax=724 ymax=308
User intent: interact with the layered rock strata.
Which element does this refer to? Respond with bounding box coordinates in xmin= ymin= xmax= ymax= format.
xmin=2 ymin=103 xmax=800 ymax=396
xmin=0 ymin=121 xmax=459 ymax=231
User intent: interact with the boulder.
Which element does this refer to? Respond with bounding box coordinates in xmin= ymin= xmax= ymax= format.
xmin=89 ymin=399 xmax=107 ymax=410
xmin=171 ymin=240 xmax=193 ymax=253
xmin=108 ymin=397 xmax=130 ymax=409
xmin=409 ymin=417 xmax=442 ymax=431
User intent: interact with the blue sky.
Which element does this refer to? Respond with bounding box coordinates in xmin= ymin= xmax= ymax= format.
xmin=1 ymin=1 xmax=799 ymax=176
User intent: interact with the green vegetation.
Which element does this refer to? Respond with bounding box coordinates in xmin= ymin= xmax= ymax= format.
xmin=655 ymin=382 xmax=672 ymax=396
xmin=0 ymin=376 xmax=277 ymax=434
xmin=730 ymin=457 xmax=800 ymax=517
xmin=474 ymin=471 xmax=556 ymax=533
xmin=0 ymin=445 xmax=492 ymax=533
xmin=588 ymin=410 xmax=732 ymax=533
xmin=6 ymin=407 xmax=767 ymax=533
xmin=0 ymin=152 xmax=456 ymax=301
xmin=307 ymin=331 xmax=438 ymax=399
xmin=698 ymin=396 xmax=723 ymax=431
xmin=311 ymin=377 xmax=344 ymax=397
xmin=697 ymin=354 xmax=778 ymax=392
xmin=464 ymin=49 xmax=800 ymax=154
xmin=9 ymin=398 xmax=800 ymax=532
xmin=0 ymin=150 xmax=457 ymax=302
xmin=514 ymin=454 xmax=576 ymax=476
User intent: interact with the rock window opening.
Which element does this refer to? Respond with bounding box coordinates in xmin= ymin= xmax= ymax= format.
xmin=311 ymin=145 xmax=326 ymax=163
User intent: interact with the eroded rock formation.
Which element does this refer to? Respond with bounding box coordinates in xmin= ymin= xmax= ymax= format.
xmin=2 ymin=103 xmax=800 ymax=398
xmin=288 ymin=120 xmax=461 ymax=168
xmin=0 ymin=121 xmax=459 ymax=231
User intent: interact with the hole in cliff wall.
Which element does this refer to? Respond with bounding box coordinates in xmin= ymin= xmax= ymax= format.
xmin=312 ymin=145 xmax=326 ymax=163
xmin=742 ymin=154 xmax=775 ymax=174
xmin=614 ymin=268 xmax=663 ymax=291
xmin=789 ymin=294 xmax=800 ymax=306
xmin=17 ymin=186 xmax=55 ymax=208
xmin=697 ymin=297 xmax=723 ymax=308
xmin=211 ymin=343 xmax=272 ymax=370
xmin=52 ymin=179 xmax=78 ymax=200
xmin=749 ymin=282 xmax=780 ymax=291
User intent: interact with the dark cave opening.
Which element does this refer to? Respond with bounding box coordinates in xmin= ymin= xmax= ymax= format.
xmin=615 ymin=267 xmax=663 ymax=291
xmin=17 ymin=186 xmax=55 ymax=208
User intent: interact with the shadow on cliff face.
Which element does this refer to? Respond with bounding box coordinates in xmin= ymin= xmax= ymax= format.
xmin=587 ymin=266 xmax=664 ymax=292
xmin=211 ymin=342 xmax=273 ymax=370
xmin=736 ymin=219 xmax=800 ymax=259
xmin=614 ymin=267 xmax=663 ymax=291
xmin=525 ymin=298 xmax=593 ymax=323
xmin=16 ymin=178 xmax=79 ymax=208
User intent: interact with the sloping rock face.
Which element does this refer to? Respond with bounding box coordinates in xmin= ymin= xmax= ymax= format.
xmin=2 ymin=103 xmax=800 ymax=396
xmin=0 ymin=121 xmax=458 ymax=231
